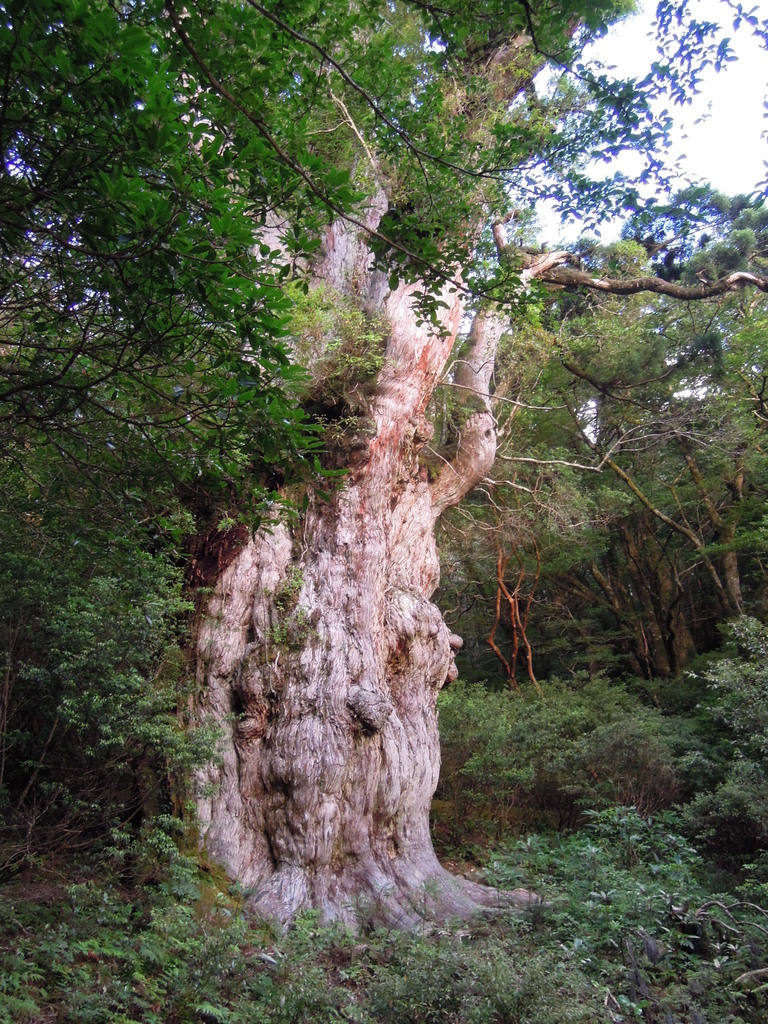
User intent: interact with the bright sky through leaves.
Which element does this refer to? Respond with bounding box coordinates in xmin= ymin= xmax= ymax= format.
xmin=604 ymin=0 xmax=766 ymax=191
xmin=541 ymin=0 xmax=767 ymax=242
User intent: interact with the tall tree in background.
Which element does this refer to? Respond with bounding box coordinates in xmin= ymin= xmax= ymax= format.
xmin=2 ymin=0 xmax=767 ymax=926
xmin=440 ymin=191 xmax=768 ymax=684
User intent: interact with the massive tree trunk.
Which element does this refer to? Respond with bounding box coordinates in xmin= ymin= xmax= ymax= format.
xmin=186 ymin=3 xmax=768 ymax=924
xmin=194 ymin=206 xmax=516 ymax=928
xmin=190 ymin=195 xmax=768 ymax=930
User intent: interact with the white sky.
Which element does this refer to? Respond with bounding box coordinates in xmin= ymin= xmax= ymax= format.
xmin=539 ymin=0 xmax=768 ymax=242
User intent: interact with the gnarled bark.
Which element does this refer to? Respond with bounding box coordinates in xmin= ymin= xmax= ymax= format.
xmin=192 ymin=186 xmax=768 ymax=927
xmin=193 ymin=210 xmax=530 ymax=928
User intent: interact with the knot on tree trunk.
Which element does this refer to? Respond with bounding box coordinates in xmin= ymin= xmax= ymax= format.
xmin=448 ymin=632 xmax=463 ymax=651
xmin=348 ymin=684 xmax=394 ymax=731
xmin=409 ymin=414 xmax=435 ymax=445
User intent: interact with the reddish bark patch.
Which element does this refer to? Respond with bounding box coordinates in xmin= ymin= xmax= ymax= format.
xmin=186 ymin=525 xmax=250 ymax=608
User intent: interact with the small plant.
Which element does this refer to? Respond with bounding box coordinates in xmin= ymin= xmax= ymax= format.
xmin=264 ymin=566 xmax=318 ymax=651
xmin=287 ymin=283 xmax=388 ymax=408
xmin=485 ymin=809 xmax=768 ymax=1024
xmin=272 ymin=565 xmax=304 ymax=613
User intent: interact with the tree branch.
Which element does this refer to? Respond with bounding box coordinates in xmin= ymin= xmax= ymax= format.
xmin=246 ymin=0 xmax=536 ymax=181
xmin=526 ymin=252 xmax=768 ymax=298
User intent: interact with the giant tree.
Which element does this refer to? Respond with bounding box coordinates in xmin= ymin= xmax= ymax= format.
xmin=184 ymin=3 xmax=768 ymax=927
xmin=4 ymin=0 xmax=767 ymax=927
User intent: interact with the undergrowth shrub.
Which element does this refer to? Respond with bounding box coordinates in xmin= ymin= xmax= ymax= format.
xmin=1 ymin=816 xmax=264 ymax=1023
xmin=1 ymin=851 xmax=606 ymax=1024
xmin=486 ymin=807 xmax=768 ymax=1024
xmin=9 ymin=828 xmax=761 ymax=1024
xmin=287 ymin=282 xmax=387 ymax=457
xmin=364 ymin=931 xmax=602 ymax=1024
xmin=681 ymin=618 xmax=768 ymax=878
xmin=436 ymin=675 xmax=687 ymax=846
xmin=0 ymin=509 xmax=215 ymax=879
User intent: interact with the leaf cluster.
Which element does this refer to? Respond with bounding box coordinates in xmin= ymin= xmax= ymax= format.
xmin=0 ymin=0 xmax=325 ymax=512
xmin=0 ymin=499 xmax=214 ymax=878
xmin=682 ymin=618 xmax=768 ymax=875
xmin=436 ymin=675 xmax=691 ymax=846
xmin=487 ymin=807 xmax=768 ymax=1023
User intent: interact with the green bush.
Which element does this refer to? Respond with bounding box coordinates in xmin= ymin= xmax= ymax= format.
xmin=364 ymin=930 xmax=602 ymax=1024
xmin=288 ymin=285 xmax=387 ymax=410
xmin=683 ymin=759 xmax=768 ymax=874
xmin=1 ymin=861 xmax=607 ymax=1024
xmin=0 ymin=507 xmax=215 ymax=876
xmin=0 ymin=851 xmax=257 ymax=1024
xmin=486 ymin=807 xmax=768 ymax=1024
xmin=682 ymin=618 xmax=768 ymax=875
xmin=436 ymin=675 xmax=687 ymax=844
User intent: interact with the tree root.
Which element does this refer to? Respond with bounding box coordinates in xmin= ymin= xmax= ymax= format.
xmin=247 ymin=861 xmax=536 ymax=933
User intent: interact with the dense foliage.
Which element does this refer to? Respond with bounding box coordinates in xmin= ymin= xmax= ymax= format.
xmin=4 ymin=806 xmax=768 ymax=1023
xmin=0 ymin=0 xmax=325 ymax=517
xmin=0 ymin=499 xmax=214 ymax=879
xmin=2 ymin=0 xmax=768 ymax=1020
xmin=439 ymin=188 xmax=768 ymax=683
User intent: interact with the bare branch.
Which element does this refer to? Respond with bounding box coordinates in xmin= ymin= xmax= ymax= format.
xmin=441 ymin=373 xmax=565 ymax=411
xmin=735 ymin=967 xmax=768 ymax=986
xmin=481 ymin=477 xmax=537 ymax=494
xmin=330 ymin=91 xmax=378 ymax=175
xmin=495 ymin=455 xmax=604 ymax=472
